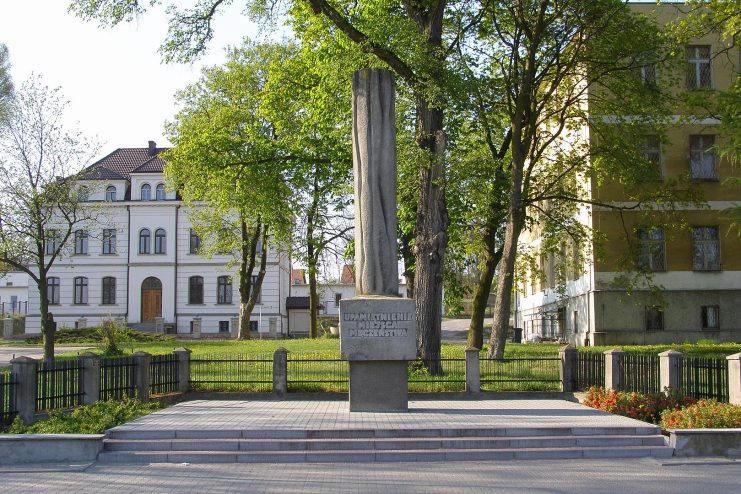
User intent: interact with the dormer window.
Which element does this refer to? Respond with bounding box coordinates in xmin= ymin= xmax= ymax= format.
xmin=105 ymin=185 xmax=117 ymax=202
xmin=141 ymin=183 xmax=151 ymax=201
xmin=155 ymin=183 xmax=166 ymax=200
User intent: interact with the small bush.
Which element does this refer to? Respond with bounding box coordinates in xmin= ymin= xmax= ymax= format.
xmin=583 ymin=386 xmax=696 ymax=424
xmin=97 ymin=318 xmax=127 ymax=356
xmin=8 ymin=398 xmax=163 ymax=434
xmin=25 ymin=326 xmax=172 ymax=344
xmin=661 ymin=400 xmax=741 ymax=429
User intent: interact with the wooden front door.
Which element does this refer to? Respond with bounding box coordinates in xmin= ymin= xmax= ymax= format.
xmin=141 ymin=277 xmax=162 ymax=322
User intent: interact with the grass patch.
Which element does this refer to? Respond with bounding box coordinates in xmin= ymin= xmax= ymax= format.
xmin=7 ymin=398 xmax=163 ymax=434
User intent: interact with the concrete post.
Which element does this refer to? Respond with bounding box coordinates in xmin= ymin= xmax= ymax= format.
xmin=154 ymin=317 xmax=165 ymax=334
xmin=659 ymin=350 xmax=683 ymax=393
xmin=465 ymin=347 xmax=480 ymax=393
xmin=604 ymin=349 xmax=625 ymax=391
xmin=173 ymin=348 xmax=192 ymax=393
xmin=3 ymin=318 xmax=13 ymax=339
xmin=192 ymin=317 xmax=202 ymax=339
xmin=230 ymin=316 xmax=239 ymax=339
xmin=11 ymin=356 xmax=38 ymax=424
xmin=559 ymin=345 xmax=578 ymax=392
xmin=77 ymin=317 xmax=87 ymax=329
xmin=269 ymin=317 xmax=277 ymax=339
xmin=273 ymin=347 xmax=288 ymax=397
xmin=132 ymin=351 xmax=151 ymax=402
xmin=727 ymin=353 xmax=741 ymax=406
xmin=79 ymin=352 xmax=101 ymax=405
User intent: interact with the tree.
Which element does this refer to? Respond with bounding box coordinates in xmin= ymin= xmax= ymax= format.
xmin=0 ymin=43 xmax=12 ymax=120
xmin=0 ymin=76 xmax=98 ymax=362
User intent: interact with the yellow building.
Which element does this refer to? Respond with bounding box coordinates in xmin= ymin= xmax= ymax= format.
xmin=516 ymin=2 xmax=741 ymax=345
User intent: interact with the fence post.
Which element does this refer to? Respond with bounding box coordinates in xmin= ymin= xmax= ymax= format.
xmin=273 ymin=347 xmax=288 ymax=397
xmin=727 ymin=352 xmax=741 ymax=406
xmin=11 ymin=356 xmax=38 ymax=424
xmin=465 ymin=347 xmax=480 ymax=393
xmin=3 ymin=317 xmax=12 ymax=339
xmin=133 ymin=351 xmax=151 ymax=402
xmin=659 ymin=350 xmax=682 ymax=393
xmin=79 ymin=352 xmax=101 ymax=405
xmin=173 ymin=348 xmax=192 ymax=393
xmin=559 ymin=345 xmax=577 ymax=392
xmin=604 ymin=349 xmax=625 ymax=391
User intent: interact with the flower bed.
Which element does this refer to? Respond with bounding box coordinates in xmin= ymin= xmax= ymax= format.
xmin=661 ymin=400 xmax=741 ymax=429
xmin=583 ymin=386 xmax=696 ymax=424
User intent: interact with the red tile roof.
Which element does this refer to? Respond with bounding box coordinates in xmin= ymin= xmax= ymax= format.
xmin=79 ymin=146 xmax=168 ymax=181
xmin=340 ymin=264 xmax=355 ymax=284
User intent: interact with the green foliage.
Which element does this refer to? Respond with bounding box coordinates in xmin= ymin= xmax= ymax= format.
xmin=8 ymin=398 xmax=163 ymax=434
xmin=661 ymin=400 xmax=741 ymax=429
xmin=583 ymin=386 xmax=697 ymax=424
xmin=25 ymin=326 xmax=172 ymax=345
xmin=0 ymin=43 xmax=12 ymax=120
xmin=96 ymin=318 xmax=128 ymax=356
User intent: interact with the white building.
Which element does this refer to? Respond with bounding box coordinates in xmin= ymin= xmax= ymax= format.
xmin=0 ymin=271 xmax=29 ymax=316
xmin=26 ymin=142 xmax=290 ymax=336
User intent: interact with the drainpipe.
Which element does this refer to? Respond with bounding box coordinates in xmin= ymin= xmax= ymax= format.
xmin=126 ymin=204 xmax=130 ymax=323
xmin=174 ymin=204 xmax=179 ymax=333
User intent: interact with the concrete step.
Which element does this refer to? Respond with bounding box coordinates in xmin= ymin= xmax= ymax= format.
xmin=103 ymin=434 xmax=667 ymax=452
xmin=97 ymin=444 xmax=674 ymax=464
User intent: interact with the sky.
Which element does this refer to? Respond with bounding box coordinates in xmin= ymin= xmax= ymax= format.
xmin=1 ymin=0 xmax=274 ymax=160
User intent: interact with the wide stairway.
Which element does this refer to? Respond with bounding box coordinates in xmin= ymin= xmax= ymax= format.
xmin=99 ymin=424 xmax=672 ymax=463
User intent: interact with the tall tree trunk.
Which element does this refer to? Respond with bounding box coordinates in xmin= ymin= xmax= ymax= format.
xmin=306 ymin=174 xmax=320 ymax=338
xmin=39 ymin=275 xmax=53 ymax=364
xmin=238 ymin=218 xmax=265 ymax=340
xmin=308 ymin=255 xmax=319 ymax=338
xmin=467 ymin=231 xmax=503 ymax=349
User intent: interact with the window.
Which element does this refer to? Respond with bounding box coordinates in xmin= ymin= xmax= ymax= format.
xmin=250 ymin=320 xmax=258 ymax=332
xmin=335 ymin=293 xmax=342 ymax=306
xmin=47 ymin=277 xmax=60 ymax=305
xmin=74 ymin=230 xmax=88 ymax=255
xmin=102 ymin=229 xmax=116 ymax=254
xmin=645 ymin=306 xmax=664 ymax=331
xmin=155 ymin=183 xmax=166 ymax=200
xmin=189 ymin=276 xmax=204 ymax=304
xmin=73 ymin=277 xmax=88 ymax=304
xmin=139 ymin=228 xmax=151 ymax=254
xmin=690 ymin=135 xmax=718 ymax=180
xmin=701 ymin=306 xmax=719 ymax=330
xmin=219 ymin=321 xmax=230 ymax=333
xmin=189 ymin=229 xmax=201 ymax=254
xmin=643 ymin=135 xmax=662 ymax=175
xmin=638 ymin=228 xmax=666 ymax=272
xmin=217 ymin=276 xmax=232 ymax=304
xmin=640 ymin=62 xmax=657 ymax=86
xmin=251 ymin=275 xmax=261 ymax=303
xmin=140 ymin=183 xmax=151 ymax=201
xmin=154 ymin=228 xmax=166 ymax=254
xmin=102 ymin=276 xmax=116 ymax=305
xmin=46 ymin=229 xmax=60 ymax=255
xmin=686 ymin=45 xmax=712 ymax=89
xmin=692 ymin=226 xmax=720 ymax=271
xmin=573 ymin=311 xmax=579 ymax=334
xmin=105 ymin=186 xmax=117 ymax=202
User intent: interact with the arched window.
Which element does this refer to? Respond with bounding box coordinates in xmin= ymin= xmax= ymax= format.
xmin=154 ymin=228 xmax=166 ymax=254
xmin=189 ymin=229 xmax=201 ymax=254
xmin=47 ymin=277 xmax=60 ymax=305
xmin=217 ymin=276 xmax=232 ymax=304
xmin=105 ymin=185 xmax=117 ymax=201
xmin=102 ymin=277 xmax=116 ymax=305
xmin=73 ymin=277 xmax=88 ymax=304
xmin=155 ymin=183 xmax=166 ymax=200
xmin=139 ymin=228 xmax=151 ymax=254
xmin=189 ymin=276 xmax=204 ymax=304
xmin=140 ymin=183 xmax=151 ymax=201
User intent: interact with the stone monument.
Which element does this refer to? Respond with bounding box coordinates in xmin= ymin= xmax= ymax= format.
xmin=340 ymin=68 xmax=416 ymax=412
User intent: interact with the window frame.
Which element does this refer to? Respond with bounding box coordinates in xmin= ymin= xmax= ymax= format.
xmin=74 ymin=229 xmax=89 ymax=255
xmin=637 ymin=228 xmax=666 ymax=272
xmin=251 ymin=275 xmax=261 ymax=304
xmin=701 ymin=305 xmax=720 ymax=330
xmin=101 ymin=276 xmax=116 ymax=305
xmin=155 ymin=183 xmax=166 ymax=200
xmin=73 ymin=276 xmax=88 ymax=305
xmin=139 ymin=228 xmax=151 ymax=254
xmin=154 ymin=228 xmax=166 ymax=254
xmin=189 ymin=229 xmax=201 ymax=254
xmin=645 ymin=306 xmax=664 ymax=331
xmin=47 ymin=277 xmax=60 ymax=305
xmin=692 ymin=226 xmax=721 ymax=271
xmin=45 ymin=229 xmax=60 ymax=256
xmin=188 ymin=276 xmax=204 ymax=304
xmin=105 ymin=185 xmax=117 ymax=202
xmin=689 ymin=135 xmax=718 ymax=180
xmin=686 ymin=45 xmax=712 ymax=89
xmin=140 ymin=183 xmax=151 ymax=201
xmin=643 ymin=135 xmax=663 ymax=179
xmin=102 ymin=228 xmax=117 ymax=254
xmin=217 ymin=275 xmax=233 ymax=304
xmin=218 ymin=321 xmax=230 ymax=333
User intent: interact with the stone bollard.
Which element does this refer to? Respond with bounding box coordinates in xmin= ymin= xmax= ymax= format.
xmin=659 ymin=350 xmax=682 ymax=394
xmin=77 ymin=317 xmax=87 ymax=329
xmin=173 ymin=348 xmax=192 ymax=393
xmin=79 ymin=352 xmax=101 ymax=405
xmin=11 ymin=356 xmax=38 ymax=424
xmin=559 ymin=345 xmax=578 ymax=392
xmin=727 ymin=353 xmax=741 ymax=406
xmin=154 ymin=317 xmax=165 ymax=334
xmin=192 ymin=317 xmax=202 ymax=339
xmin=465 ymin=347 xmax=480 ymax=393
xmin=230 ymin=316 xmax=239 ymax=339
xmin=3 ymin=318 xmax=13 ymax=339
xmin=132 ymin=351 xmax=151 ymax=402
xmin=604 ymin=349 xmax=625 ymax=391
xmin=273 ymin=347 xmax=288 ymax=397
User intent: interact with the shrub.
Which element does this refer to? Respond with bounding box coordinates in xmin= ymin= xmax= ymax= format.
xmin=8 ymin=398 xmax=163 ymax=434
xmin=97 ymin=318 xmax=128 ymax=356
xmin=25 ymin=326 xmax=172 ymax=344
xmin=661 ymin=400 xmax=741 ymax=429
xmin=583 ymin=386 xmax=696 ymax=424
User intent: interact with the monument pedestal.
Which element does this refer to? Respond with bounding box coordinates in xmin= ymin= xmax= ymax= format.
xmin=340 ymin=296 xmax=416 ymax=413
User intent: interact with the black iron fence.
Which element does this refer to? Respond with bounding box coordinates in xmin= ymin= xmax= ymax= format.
xmin=287 ymin=355 xmax=348 ymax=392
xmin=623 ymin=354 xmax=661 ymax=394
xmin=150 ymin=354 xmax=179 ymax=395
xmin=190 ymin=354 xmax=272 ymax=392
xmin=681 ymin=357 xmax=729 ymax=402
xmin=0 ymin=371 xmax=16 ymax=427
xmin=408 ymin=356 xmax=466 ymax=392
xmin=480 ymin=357 xmax=561 ymax=391
xmin=575 ymin=353 xmax=605 ymax=391
xmin=37 ymin=359 xmax=84 ymax=411
xmin=100 ymin=356 xmax=137 ymax=400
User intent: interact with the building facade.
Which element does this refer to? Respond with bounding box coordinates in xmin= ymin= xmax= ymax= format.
xmin=516 ymin=3 xmax=741 ymax=345
xmin=26 ymin=143 xmax=290 ymax=336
